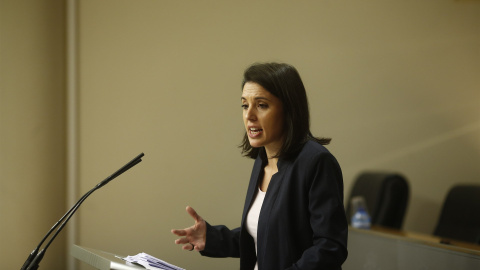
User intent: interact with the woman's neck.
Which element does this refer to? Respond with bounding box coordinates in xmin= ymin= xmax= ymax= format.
xmin=259 ymin=156 xmax=279 ymax=192
xmin=264 ymin=156 xmax=279 ymax=179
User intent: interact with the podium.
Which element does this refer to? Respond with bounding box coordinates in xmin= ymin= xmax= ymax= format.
xmin=71 ymin=245 xmax=144 ymax=270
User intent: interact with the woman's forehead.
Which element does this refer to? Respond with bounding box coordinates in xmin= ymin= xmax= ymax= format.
xmin=242 ymin=82 xmax=271 ymax=97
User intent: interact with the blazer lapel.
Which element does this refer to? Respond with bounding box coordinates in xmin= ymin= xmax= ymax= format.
xmin=256 ymin=158 xmax=288 ymax=263
xmin=241 ymin=156 xmax=265 ymax=225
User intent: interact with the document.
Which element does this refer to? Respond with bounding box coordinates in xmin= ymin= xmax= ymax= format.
xmin=122 ymin=253 xmax=185 ymax=270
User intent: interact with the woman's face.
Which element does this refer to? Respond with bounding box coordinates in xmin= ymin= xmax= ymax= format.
xmin=242 ymin=82 xmax=285 ymax=157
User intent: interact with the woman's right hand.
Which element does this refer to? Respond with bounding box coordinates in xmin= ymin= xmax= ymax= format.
xmin=171 ymin=206 xmax=207 ymax=252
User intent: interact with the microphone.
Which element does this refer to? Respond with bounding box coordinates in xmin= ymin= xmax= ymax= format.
xmin=20 ymin=152 xmax=145 ymax=270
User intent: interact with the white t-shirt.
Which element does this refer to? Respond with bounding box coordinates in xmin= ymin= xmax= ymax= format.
xmin=245 ymin=188 xmax=266 ymax=270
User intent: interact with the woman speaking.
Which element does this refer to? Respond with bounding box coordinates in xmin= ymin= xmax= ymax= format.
xmin=172 ymin=62 xmax=348 ymax=270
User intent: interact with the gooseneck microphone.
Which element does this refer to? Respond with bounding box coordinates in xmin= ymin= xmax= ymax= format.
xmin=20 ymin=152 xmax=145 ymax=270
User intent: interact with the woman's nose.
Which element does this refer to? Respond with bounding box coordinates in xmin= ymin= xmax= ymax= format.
xmin=245 ymin=107 xmax=256 ymax=121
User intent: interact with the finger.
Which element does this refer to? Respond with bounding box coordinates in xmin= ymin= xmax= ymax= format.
xmin=175 ymin=237 xmax=190 ymax=245
xmin=194 ymin=242 xmax=205 ymax=251
xmin=186 ymin=206 xmax=201 ymax=223
xmin=171 ymin=229 xmax=187 ymax=236
xmin=182 ymin=243 xmax=194 ymax=251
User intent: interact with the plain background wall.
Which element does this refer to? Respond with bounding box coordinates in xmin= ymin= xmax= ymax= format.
xmin=77 ymin=1 xmax=479 ymax=270
xmin=1 ymin=1 xmax=479 ymax=270
xmin=0 ymin=0 xmax=66 ymax=269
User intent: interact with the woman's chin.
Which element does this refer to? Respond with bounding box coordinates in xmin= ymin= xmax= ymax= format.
xmin=248 ymin=140 xmax=263 ymax=148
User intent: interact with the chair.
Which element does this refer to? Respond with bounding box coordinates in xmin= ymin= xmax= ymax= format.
xmin=433 ymin=184 xmax=480 ymax=244
xmin=346 ymin=172 xmax=409 ymax=229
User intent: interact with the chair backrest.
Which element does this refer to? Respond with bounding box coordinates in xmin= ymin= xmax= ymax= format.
xmin=346 ymin=172 xmax=409 ymax=229
xmin=434 ymin=184 xmax=480 ymax=244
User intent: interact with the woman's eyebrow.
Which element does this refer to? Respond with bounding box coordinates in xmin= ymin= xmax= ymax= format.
xmin=241 ymin=96 xmax=270 ymax=101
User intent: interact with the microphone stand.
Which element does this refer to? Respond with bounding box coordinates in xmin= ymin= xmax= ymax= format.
xmin=20 ymin=152 xmax=145 ymax=270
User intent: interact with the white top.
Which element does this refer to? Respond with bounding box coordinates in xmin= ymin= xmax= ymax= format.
xmin=245 ymin=188 xmax=266 ymax=270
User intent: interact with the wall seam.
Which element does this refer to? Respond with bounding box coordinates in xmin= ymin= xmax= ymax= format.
xmin=66 ymin=0 xmax=78 ymax=270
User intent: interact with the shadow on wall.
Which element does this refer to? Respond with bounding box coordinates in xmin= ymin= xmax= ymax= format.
xmin=403 ymin=195 xmax=440 ymax=234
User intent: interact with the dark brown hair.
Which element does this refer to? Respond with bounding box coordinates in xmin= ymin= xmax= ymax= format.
xmin=239 ymin=62 xmax=331 ymax=159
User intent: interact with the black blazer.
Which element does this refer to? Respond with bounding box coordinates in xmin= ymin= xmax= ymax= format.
xmin=201 ymin=141 xmax=348 ymax=270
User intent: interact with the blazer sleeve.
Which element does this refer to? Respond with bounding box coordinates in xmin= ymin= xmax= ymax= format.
xmin=199 ymin=222 xmax=241 ymax=258
xmin=287 ymin=153 xmax=348 ymax=270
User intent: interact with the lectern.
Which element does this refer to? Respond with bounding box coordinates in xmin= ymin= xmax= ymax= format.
xmin=71 ymin=245 xmax=144 ymax=270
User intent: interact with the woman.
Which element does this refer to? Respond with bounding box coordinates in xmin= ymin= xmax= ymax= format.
xmin=171 ymin=62 xmax=348 ymax=270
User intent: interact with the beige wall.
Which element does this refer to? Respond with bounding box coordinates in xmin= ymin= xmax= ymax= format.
xmin=0 ymin=0 xmax=66 ymax=269
xmin=76 ymin=1 xmax=480 ymax=270
xmin=1 ymin=1 xmax=479 ymax=270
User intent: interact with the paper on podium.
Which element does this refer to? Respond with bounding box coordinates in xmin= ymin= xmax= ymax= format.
xmin=71 ymin=245 xmax=185 ymax=270
xmin=123 ymin=253 xmax=185 ymax=270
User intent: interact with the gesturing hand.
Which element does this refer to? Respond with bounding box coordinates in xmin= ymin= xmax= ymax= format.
xmin=171 ymin=206 xmax=207 ymax=252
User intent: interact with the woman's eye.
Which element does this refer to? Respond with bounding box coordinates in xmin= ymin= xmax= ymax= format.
xmin=258 ymin=103 xmax=268 ymax=109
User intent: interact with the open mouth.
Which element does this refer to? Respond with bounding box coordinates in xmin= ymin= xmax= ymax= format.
xmin=249 ymin=127 xmax=263 ymax=136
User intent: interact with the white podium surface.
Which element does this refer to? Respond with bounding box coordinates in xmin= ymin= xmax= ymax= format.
xmin=71 ymin=245 xmax=144 ymax=270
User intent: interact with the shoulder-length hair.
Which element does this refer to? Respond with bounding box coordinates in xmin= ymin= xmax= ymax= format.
xmin=239 ymin=62 xmax=331 ymax=160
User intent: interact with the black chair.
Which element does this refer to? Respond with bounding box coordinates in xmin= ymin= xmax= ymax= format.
xmin=346 ymin=172 xmax=409 ymax=229
xmin=433 ymin=184 xmax=480 ymax=244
